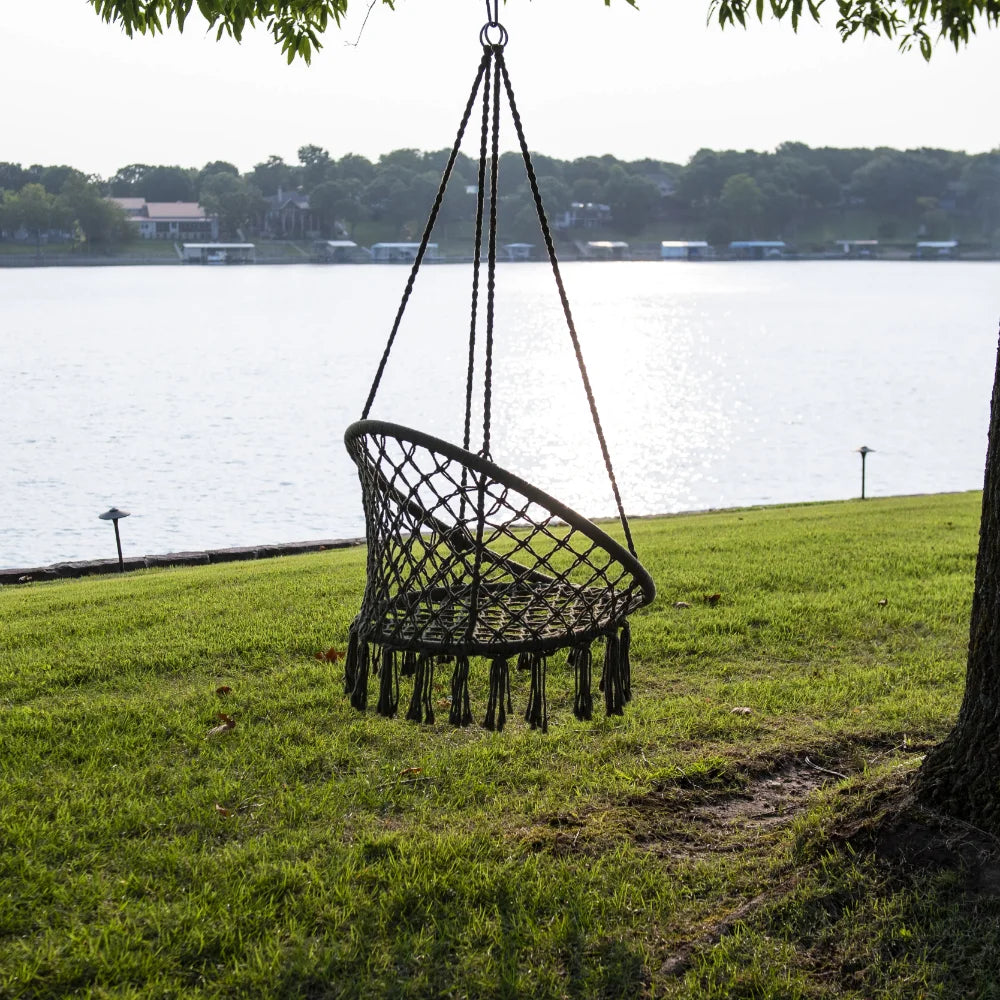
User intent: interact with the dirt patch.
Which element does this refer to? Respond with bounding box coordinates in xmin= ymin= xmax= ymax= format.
xmin=693 ymin=760 xmax=834 ymax=829
xmin=630 ymin=755 xmax=844 ymax=848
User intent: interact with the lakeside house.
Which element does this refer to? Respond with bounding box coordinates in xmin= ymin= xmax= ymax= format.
xmin=660 ymin=240 xmax=711 ymax=260
xmin=555 ymin=202 xmax=612 ymax=230
xmin=263 ymin=189 xmax=317 ymax=239
xmin=108 ymin=198 xmax=218 ymax=241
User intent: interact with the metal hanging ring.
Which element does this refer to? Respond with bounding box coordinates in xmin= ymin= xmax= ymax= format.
xmin=480 ymin=21 xmax=508 ymax=47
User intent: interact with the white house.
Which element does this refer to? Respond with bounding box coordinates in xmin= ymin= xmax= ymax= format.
xmin=554 ymin=202 xmax=612 ymax=230
xmin=107 ymin=198 xmax=218 ymax=241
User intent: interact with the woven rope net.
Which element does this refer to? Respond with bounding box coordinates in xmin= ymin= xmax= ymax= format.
xmin=346 ymin=421 xmax=654 ymax=659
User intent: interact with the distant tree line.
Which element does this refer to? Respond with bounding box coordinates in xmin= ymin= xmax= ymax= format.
xmin=2 ymin=141 xmax=999 ymax=248
xmin=0 ymin=166 xmax=133 ymax=251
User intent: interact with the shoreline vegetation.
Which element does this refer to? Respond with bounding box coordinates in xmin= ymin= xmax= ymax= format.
xmin=4 ymin=491 xmax=998 ymax=997
xmin=5 ymin=141 xmax=1000 ymax=267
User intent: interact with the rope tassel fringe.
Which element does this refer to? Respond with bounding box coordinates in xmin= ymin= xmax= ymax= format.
xmin=570 ymin=644 xmax=593 ymax=721
xmin=345 ymin=624 xmax=634 ymax=730
xmin=449 ymin=656 xmax=473 ymax=727
xmin=483 ymin=657 xmax=511 ymax=732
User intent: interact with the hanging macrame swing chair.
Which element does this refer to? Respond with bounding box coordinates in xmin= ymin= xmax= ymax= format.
xmin=342 ymin=7 xmax=655 ymax=732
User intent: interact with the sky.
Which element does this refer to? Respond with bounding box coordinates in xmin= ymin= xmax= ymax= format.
xmin=2 ymin=0 xmax=999 ymax=177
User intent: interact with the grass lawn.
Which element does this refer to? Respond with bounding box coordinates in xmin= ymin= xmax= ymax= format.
xmin=2 ymin=492 xmax=997 ymax=999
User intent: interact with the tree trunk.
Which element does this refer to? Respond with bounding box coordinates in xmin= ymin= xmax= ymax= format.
xmin=916 ymin=327 xmax=1000 ymax=831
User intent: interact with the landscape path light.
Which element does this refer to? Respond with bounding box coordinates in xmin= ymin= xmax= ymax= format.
xmin=98 ymin=507 xmax=130 ymax=572
xmin=856 ymin=446 xmax=874 ymax=500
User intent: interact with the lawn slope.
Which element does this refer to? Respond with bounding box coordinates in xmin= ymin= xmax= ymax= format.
xmin=2 ymin=492 xmax=996 ymax=999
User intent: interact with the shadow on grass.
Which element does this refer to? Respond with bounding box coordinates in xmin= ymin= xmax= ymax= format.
xmin=678 ymin=778 xmax=1000 ymax=999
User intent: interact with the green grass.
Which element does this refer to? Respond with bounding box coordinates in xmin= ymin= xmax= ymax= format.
xmin=2 ymin=492 xmax=996 ymax=999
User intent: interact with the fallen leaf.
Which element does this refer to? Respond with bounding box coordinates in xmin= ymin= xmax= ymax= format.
xmin=399 ymin=767 xmax=423 ymax=777
xmin=206 ymin=714 xmax=236 ymax=739
xmin=877 ymin=598 xmax=888 ymax=607
xmin=214 ymin=803 xmax=231 ymax=816
xmin=216 ymin=685 xmax=232 ymax=696
xmin=673 ymin=601 xmax=692 ymax=609
xmin=731 ymin=706 xmax=752 ymax=716
xmin=318 ymin=647 xmax=344 ymax=663
xmin=704 ymin=593 xmax=722 ymax=606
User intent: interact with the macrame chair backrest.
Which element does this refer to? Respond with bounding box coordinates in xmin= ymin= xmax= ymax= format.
xmin=342 ymin=13 xmax=656 ymax=730
xmin=346 ymin=420 xmax=654 ymax=657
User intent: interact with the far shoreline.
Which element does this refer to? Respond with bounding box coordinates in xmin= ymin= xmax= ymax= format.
xmin=5 ymin=253 xmax=1000 ymax=268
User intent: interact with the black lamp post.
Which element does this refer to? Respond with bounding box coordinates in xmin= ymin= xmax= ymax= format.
xmin=98 ymin=507 xmax=130 ymax=571
xmin=856 ymin=446 xmax=874 ymax=500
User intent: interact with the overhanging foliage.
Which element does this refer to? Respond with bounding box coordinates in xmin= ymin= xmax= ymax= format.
xmin=711 ymin=0 xmax=1000 ymax=59
xmin=86 ymin=0 xmax=630 ymax=62
xmin=88 ymin=0 xmax=1000 ymax=62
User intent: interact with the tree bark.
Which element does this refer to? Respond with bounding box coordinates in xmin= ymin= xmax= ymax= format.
xmin=916 ymin=327 xmax=1000 ymax=831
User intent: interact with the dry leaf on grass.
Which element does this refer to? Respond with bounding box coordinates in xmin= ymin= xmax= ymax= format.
xmin=703 ymin=593 xmax=722 ymax=606
xmin=206 ymin=713 xmax=236 ymax=739
xmin=216 ymin=685 xmax=232 ymax=696
xmin=673 ymin=601 xmax=692 ymax=609
xmin=214 ymin=803 xmax=231 ymax=816
xmin=731 ymin=706 xmax=753 ymax=716
xmin=315 ymin=647 xmax=344 ymax=663
xmin=877 ymin=598 xmax=889 ymax=607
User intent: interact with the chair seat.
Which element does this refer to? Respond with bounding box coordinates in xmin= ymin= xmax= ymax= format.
xmin=345 ymin=420 xmax=655 ymax=658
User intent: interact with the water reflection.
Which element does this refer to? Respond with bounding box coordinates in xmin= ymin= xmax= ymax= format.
xmin=1 ymin=260 xmax=997 ymax=567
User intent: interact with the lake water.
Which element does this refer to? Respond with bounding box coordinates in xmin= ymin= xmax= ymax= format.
xmin=3 ymin=260 xmax=998 ymax=569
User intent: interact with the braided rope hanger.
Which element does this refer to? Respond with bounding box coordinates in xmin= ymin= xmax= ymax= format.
xmin=358 ymin=17 xmax=636 ymax=555
xmin=342 ymin=7 xmax=655 ymax=731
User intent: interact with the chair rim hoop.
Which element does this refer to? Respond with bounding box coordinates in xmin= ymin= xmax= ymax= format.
xmin=345 ymin=418 xmax=656 ymax=609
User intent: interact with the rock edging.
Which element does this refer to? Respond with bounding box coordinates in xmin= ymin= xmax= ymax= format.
xmin=0 ymin=538 xmax=365 ymax=586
